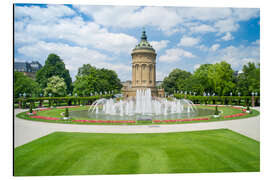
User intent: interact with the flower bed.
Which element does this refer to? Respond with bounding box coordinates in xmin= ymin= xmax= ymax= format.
xmin=30 ymin=116 xmax=60 ymax=121
xmin=153 ymin=117 xmax=210 ymax=123
xmin=72 ymin=120 xmax=136 ymax=124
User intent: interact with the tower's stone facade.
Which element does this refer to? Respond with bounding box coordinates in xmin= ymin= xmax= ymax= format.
xmin=122 ymin=29 xmax=164 ymax=97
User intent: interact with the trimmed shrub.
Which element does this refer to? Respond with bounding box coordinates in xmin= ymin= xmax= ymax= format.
xmin=214 ymin=105 xmax=219 ymax=115
xmin=64 ymin=108 xmax=69 ymax=117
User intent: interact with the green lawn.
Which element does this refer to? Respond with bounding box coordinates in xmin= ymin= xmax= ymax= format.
xmin=14 ymin=129 xmax=260 ymax=176
xmin=16 ymin=105 xmax=260 ymax=125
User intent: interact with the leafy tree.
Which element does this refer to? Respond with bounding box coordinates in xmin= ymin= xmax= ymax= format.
xmin=193 ymin=64 xmax=213 ymax=95
xmin=44 ymin=76 xmax=67 ymax=97
xmin=36 ymin=54 xmax=72 ymax=93
xmin=73 ymin=64 xmax=122 ymax=96
xmin=14 ymin=72 xmax=40 ymax=98
xmin=236 ymin=62 xmax=260 ymax=95
xmin=162 ymin=69 xmax=192 ymax=94
xmin=207 ymin=61 xmax=235 ymax=96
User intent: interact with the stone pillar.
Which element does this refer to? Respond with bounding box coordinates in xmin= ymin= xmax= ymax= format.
xmin=132 ymin=64 xmax=135 ymax=86
xmin=146 ymin=64 xmax=150 ymax=86
xmin=152 ymin=65 xmax=156 ymax=87
xmin=140 ymin=64 xmax=142 ymax=85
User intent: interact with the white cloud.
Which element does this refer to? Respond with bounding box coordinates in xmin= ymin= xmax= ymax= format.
xmin=190 ymin=24 xmax=217 ymax=34
xmin=75 ymin=6 xmax=183 ymax=35
xmin=149 ymin=40 xmax=169 ymax=52
xmin=221 ymin=32 xmax=234 ymax=41
xmin=193 ymin=64 xmax=201 ymax=70
xmin=74 ymin=6 xmax=259 ymax=36
xmin=214 ymin=18 xmax=240 ymax=34
xmin=156 ymin=71 xmax=167 ymax=81
xmin=197 ymin=44 xmax=209 ymax=51
xmin=159 ymin=48 xmax=196 ymax=62
xmin=209 ymin=44 xmax=260 ymax=69
xmin=252 ymin=39 xmax=260 ymax=46
xmin=178 ymin=36 xmax=200 ymax=47
xmin=15 ymin=5 xmax=76 ymax=24
xmin=15 ymin=14 xmax=138 ymax=54
xmin=210 ymin=44 xmax=220 ymax=52
xmin=233 ymin=8 xmax=259 ymax=21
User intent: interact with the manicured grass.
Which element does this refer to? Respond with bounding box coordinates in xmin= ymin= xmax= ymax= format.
xmin=16 ymin=105 xmax=260 ymax=125
xmin=14 ymin=129 xmax=259 ymax=176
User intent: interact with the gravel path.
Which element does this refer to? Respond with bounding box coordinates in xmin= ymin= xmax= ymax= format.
xmin=14 ymin=108 xmax=260 ymax=148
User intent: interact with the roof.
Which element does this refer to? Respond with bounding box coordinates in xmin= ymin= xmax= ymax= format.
xmin=14 ymin=61 xmax=42 ymax=72
xmin=133 ymin=28 xmax=155 ymax=52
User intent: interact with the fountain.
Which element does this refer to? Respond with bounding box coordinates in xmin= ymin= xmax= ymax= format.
xmin=87 ymin=88 xmax=196 ymax=118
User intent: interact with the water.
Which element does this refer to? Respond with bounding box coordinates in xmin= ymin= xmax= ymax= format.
xmin=69 ymin=88 xmax=215 ymax=120
xmin=89 ymin=89 xmax=196 ymax=117
xmin=70 ymin=108 xmax=215 ymax=121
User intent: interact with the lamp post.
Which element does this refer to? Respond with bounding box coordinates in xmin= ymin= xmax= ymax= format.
xmin=238 ymin=92 xmax=241 ymax=97
xmin=251 ymin=92 xmax=255 ymax=107
xmin=23 ymin=93 xmax=26 ymax=98
xmin=39 ymin=93 xmax=43 ymax=107
xmin=230 ymin=92 xmax=232 ymax=96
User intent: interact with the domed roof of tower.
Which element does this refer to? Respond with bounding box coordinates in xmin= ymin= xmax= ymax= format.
xmin=133 ymin=28 xmax=155 ymax=51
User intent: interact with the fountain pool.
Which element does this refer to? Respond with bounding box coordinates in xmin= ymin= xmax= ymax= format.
xmin=69 ymin=89 xmax=215 ymax=121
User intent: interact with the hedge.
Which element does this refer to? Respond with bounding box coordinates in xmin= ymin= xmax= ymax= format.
xmin=14 ymin=95 xmax=113 ymax=108
xmin=173 ymin=94 xmax=260 ymax=106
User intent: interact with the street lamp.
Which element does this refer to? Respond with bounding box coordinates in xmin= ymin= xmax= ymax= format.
xmin=49 ymin=93 xmax=52 ymax=97
xmin=251 ymin=92 xmax=254 ymax=96
xmin=40 ymin=93 xmax=43 ymax=97
xmin=238 ymin=92 xmax=241 ymax=96
xmin=75 ymin=93 xmax=78 ymax=97
xmin=19 ymin=93 xmax=22 ymax=97
xmin=23 ymin=93 xmax=26 ymax=98
xmin=193 ymin=92 xmax=196 ymax=96
xmin=255 ymin=92 xmax=258 ymax=96
xmin=230 ymin=92 xmax=232 ymax=96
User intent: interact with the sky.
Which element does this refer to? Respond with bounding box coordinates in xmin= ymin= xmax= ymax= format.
xmin=14 ymin=4 xmax=260 ymax=82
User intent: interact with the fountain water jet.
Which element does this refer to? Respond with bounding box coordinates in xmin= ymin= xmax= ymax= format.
xmin=88 ymin=88 xmax=196 ymax=118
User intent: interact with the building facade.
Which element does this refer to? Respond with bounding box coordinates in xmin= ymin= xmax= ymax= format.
xmin=14 ymin=61 xmax=42 ymax=79
xmin=122 ymin=29 xmax=165 ymax=97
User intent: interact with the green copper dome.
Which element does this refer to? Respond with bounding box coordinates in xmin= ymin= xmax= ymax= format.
xmin=133 ymin=28 xmax=155 ymax=51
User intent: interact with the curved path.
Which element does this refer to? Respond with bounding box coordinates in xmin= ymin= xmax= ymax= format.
xmin=14 ymin=108 xmax=260 ymax=147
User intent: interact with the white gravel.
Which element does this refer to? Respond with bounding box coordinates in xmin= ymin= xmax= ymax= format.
xmin=14 ymin=107 xmax=260 ymax=148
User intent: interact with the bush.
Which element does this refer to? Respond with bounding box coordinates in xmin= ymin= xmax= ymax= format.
xmin=29 ymin=103 xmax=33 ymax=113
xmin=64 ymin=108 xmax=69 ymax=117
xmin=214 ymin=105 xmax=219 ymax=115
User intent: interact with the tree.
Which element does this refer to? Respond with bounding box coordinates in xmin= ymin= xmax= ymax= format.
xmin=162 ymin=69 xmax=192 ymax=94
xmin=36 ymin=54 xmax=72 ymax=93
xmin=14 ymin=72 xmax=40 ymax=98
xmin=193 ymin=64 xmax=213 ymax=95
xmin=237 ymin=62 xmax=260 ymax=95
xmin=207 ymin=61 xmax=235 ymax=96
xmin=44 ymin=76 xmax=67 ymax=97
xmin=73 ymin=64 xmax=122 ymax=96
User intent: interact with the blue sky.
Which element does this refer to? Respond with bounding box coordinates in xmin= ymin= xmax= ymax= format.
xmin=14 ymin=4 xmax=260 ymax=81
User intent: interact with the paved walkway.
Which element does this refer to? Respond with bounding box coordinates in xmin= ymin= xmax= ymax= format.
xmin=14 ymin=108 xmax=260 ymax=147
